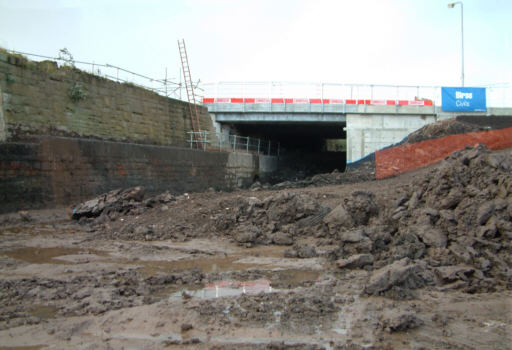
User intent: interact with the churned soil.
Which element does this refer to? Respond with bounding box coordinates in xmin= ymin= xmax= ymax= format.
xmin=0 ymin=145 xmax=511 ymax=349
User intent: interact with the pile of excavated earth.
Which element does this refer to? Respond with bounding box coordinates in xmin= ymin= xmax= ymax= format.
xmin=75 ymin=144 xmax=511 ymax=297
xmin=402 ymin=117 xmax=485 ymax=144
xmin=0 ymin=136 xmax=510 ymax=348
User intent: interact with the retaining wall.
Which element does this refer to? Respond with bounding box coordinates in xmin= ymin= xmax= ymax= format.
xmin=0 ymin=51 xmax=214 ymax=145
xmin=0 ymin=136 xmax=273 ymax=213
xmin=0 ymin=51 xmax=265 ymax=213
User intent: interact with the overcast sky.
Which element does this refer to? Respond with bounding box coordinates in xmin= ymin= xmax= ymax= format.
xmin=1 ymin=0 xmax=511 ymax=90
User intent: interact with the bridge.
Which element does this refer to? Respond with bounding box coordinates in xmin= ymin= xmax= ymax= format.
xmin=201 ymin=82 xmax=512 ymax=170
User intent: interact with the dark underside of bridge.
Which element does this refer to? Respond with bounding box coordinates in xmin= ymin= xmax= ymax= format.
xmin=232 ymin=122 xmax=347 ymax=178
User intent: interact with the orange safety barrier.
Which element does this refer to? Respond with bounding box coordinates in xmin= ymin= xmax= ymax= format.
xmin=202 ymin=98 xmax=435 ymax=106
xmin=375 ymin=126 xmax=512 ymax=179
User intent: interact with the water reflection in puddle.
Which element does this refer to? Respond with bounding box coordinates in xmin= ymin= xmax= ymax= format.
xmin=169 ymin=279 xmax=274 ymax=300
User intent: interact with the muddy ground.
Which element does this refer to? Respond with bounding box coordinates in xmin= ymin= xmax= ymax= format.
xmin=0 ymin=145 xmax=511 ymax=350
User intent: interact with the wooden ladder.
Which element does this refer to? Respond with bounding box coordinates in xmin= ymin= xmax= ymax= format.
xmin=178 ymin=39 xmax=202 ymax=146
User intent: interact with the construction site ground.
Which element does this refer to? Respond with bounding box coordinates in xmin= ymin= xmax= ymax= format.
xmin=0 ymin=144 xmax=511 ymax=350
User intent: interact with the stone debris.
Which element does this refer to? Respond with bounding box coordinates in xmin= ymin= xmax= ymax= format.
xmin=379 ymin=311 xmax=424 ymax=333
xmin=70 ymin=186 xmax=146 ymax=219
xmin=70 ymin=187 xmax=176 ymax=221
xmin=326 ymin=145 xmax=511 ymax=296
xmin=364 ymin=258 xmax=429 ymax=297
xmin=336 ymin=254 xmax=374 ymax=269
xmin=215 ymin=192 xmax=330 ymax=246
xmin=284 ymin=243 xmax=318 ymax=258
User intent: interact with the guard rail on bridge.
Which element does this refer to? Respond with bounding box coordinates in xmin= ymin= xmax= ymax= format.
xmin=200 ymin=81 xmax=511 ymax=108
xmin=202 ymin=97 xmax=433 ymax=114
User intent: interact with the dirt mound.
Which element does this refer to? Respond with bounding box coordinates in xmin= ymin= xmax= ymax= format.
xmin=330 ymin=145 xmax=511 ymax=297
xmin=403 ymin=118 xmax=484 ymax=144
xmin=70 ymin=188 xmax=202 ymax=241
xmin=215 ymin=192 xmax=330 ymax=246
xmin=270 ymin=164 xmax=376 ymax=190
xmin=387 ymin=145 xmax=511 ymax=291
xmin=66 ymin=145 xmax=512 ymax=298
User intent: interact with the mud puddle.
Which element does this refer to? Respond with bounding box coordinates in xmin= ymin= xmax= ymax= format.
xmin=137 ymin=255 xmax=325 ymax=277
xmin=28 ymin=305 xmax=58 ymax=320
xmin=138 ymin=256 xmax=241 ymax=275
xmin=0 ymin=225 xmax=67 ymax=236
xmin=265 ymin=269 xmax=321 ymax=286
xmin=2 ymin=247 xmax=105 ymax=265
xmin=0 ymin=347 xmax=46 ymax=350
xmin=136 ymin=245 xmax=297 ymax=275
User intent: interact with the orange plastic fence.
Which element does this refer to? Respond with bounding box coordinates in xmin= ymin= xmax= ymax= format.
xmin=375 ymin=126 xmax=512 ymax=179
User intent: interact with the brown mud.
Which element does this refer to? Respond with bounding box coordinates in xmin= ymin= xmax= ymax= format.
xmin=0 ymin=145 xmax=511 ymax=349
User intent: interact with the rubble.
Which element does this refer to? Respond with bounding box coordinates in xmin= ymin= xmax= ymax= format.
xmin=379 ymin=311 xmax=424 ymax=333
xmin=215 ymin=192 xmax=330 ymax=246
xmin=284 ymin=243 xmax=318 ymax=258
xmin=364 ymin=258 xmax=429 ymax=297
xmin=70 ymin=187 xmax=176 ymax=221
xmin=270 ymin=162 xmax=376 ymax=190
xmin=70 ymin=186 xmax=146 ymax=219
xmin=67 ymin=144 xmax=512 ymax=297
xmin=336 ymin=254 xmax=374 ymax=269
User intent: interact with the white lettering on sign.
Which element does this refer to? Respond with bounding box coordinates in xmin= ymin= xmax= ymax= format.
xmin=456 ymin=100 xmax=470 ymax=107
xmin=455 ymin=91 xmax=473 ymax=99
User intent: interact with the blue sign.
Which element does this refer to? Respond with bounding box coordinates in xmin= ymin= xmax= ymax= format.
xmin=441 ymin=87 xmax=486 ymax=112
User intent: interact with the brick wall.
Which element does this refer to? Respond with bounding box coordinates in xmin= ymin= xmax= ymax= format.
xmin=0 ymin=136 xmax=266 ymax=213
xmin=0 ymin=51 xmax=214 ymax=145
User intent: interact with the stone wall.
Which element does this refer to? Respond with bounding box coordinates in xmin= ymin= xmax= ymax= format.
xmin=0 ymin=51 xmax=281 ymax=213
xmin=0 ymin=51 xmax=214 ymax=145
xmin=0 ymin=136 xmax=272 ymax=213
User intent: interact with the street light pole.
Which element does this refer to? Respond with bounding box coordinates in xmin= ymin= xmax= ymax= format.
xmin=448 ymin=1 xmax=464 ymax=87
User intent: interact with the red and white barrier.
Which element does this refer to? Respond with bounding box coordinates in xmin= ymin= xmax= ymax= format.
xmin=203 ymin=98 xmax=433 ymax=106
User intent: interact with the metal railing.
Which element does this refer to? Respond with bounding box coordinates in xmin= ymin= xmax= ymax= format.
xmin=187 ymin=131 xmax=279 ymax=156
xmin=5 ymin=49 xmax=197 ymax=100
xmin=201 ymin=81 xmax=512 ymax=108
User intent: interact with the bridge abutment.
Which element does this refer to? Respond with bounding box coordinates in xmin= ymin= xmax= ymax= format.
xmin=346 ymin=113 xmax=437 ymax=163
